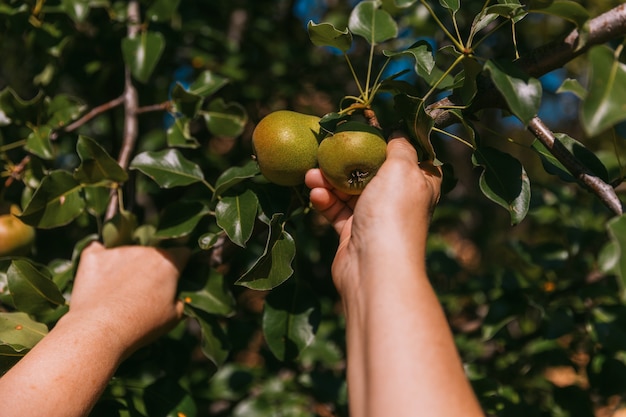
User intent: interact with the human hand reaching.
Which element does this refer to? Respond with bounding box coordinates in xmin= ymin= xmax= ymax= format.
xmin=305 ymin=134 xmax=442 ymax=294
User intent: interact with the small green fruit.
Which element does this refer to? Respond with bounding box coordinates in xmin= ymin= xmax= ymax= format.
xmin=252 ymin=110 xmax=322 ymax=186
xmin=0 ymin=205 xmax=36 ymax=256
xmin=317 ymin=128 xmax=387 ymax=195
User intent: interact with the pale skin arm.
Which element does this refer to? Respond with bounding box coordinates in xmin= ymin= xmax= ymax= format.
xmin=305 ymin=135 xmax=484 ymax=417
xmin=0 ymin=242 xmax=188 ymax=417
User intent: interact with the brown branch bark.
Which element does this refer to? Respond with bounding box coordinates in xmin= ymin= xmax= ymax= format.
xmin=52 ymin=96 xmax=124 ymax=139
xmin=426 ymin=4 xmax=626 ymax=215
xmin=105 ymin=0 xmax=141 ymax=221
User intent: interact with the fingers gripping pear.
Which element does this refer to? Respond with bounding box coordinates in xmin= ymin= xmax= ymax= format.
xmin=317 ymin=129 xmax=387 ymax=195
xmin=252 ymin=110 xmax=323 ymax=186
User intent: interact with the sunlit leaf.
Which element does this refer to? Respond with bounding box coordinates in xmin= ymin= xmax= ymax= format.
xmin=214 ymin=160 xmax=260 ymax=199
xmin=74 ymin=136 xmax=128 ymax=184
xmin=25 ymin=125 xmax=54 ymax=160
xmin=394 ymin=94 xmax=436 ymax=161
xmin=201 ymin=98 xmax=247 ymax=137
xmin=121 ymin=31 xmax=165 ymax=83
xmin=19 ymin=170 xmax=85 ymax=228
xmin=557 ymin=78 xmax=586 ymax=99
xmin=484 ymin=59 xmax=542 ymax=126
xmin=472 ymin=147 xmax=530 ymax=225
xmin=130 ymin=148 xmax=205 ymax=188
xmin=102 ymin=209 xmax=137 ymax=248
xmin=171 ymin=82 xmax=203 ymax=118
xmin=61 ymin=0 xmax=92 ymax=23
xmin=215 ymin=189 xmax=259 ymax=247
xmin=188 ymin=70 xmax=229 ymax=97
xmin=348 ymin=0 xmax=398 ymax=45
xmin=581 ymin=45 xmax=626 ymax=137
xmin=384 ymin=40 xmax=435 ymax=77
xmin=307 ymin=21 xmax=353 ymax=52
xmin=8 ymin=260 xmax=65 ymax=316
xmin=0 ymin=312 xmax=48 ymax=352
xmin=236 ymin=214 xmax=295 ymax=290
xmin=262 ymin=279 xmax=320 ymax=361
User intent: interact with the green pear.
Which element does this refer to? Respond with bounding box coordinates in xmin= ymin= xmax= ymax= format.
xmin=252 ymin=110 xmax=323 ymax=186
xmin=317 ymin=127 xmax=387 ymax=195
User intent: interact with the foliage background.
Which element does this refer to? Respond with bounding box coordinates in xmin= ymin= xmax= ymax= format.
xmin=2 ymin=0 xmax=626 ymax=416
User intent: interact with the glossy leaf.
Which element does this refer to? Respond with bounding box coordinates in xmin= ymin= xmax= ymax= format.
xmin=439 ymin=0 xmax=460 ymax=13
xmin=155 ymin=201 xmax=210 ymax=239
xmin=348 ymin=1 xmax=398 ymax=45
xmin=146 ymin=0 xmax=181 ymax=22
xmin=384 ymin=40 xmax=435 ymax=77
xmin=19 ymin=170 xmax=85 ymax=228
xmin=531 ymin=133 xmax=609 ymax=183
xmin=236 ymin=214 xmax=295 ymax=290
xmin=26 ymin=125 xmax=54 ymax=160
xmin=188 ymin=70 xmax=229 ymax=97
xmin=0 ymin=312 xmax=48 ymax=351
xmin=307 ymin=21 xmax=353 ymax=52
xmin=484 ymin=59 xmax=542 ymax=126
xmin=262 ymin=279 xmax=321 ymax=361
xmin=121 ymin=31 xmax=165 ymax=83
xmin=0 ymin=87 xmax=44 ymax=126
xmin=171 ymin=82 xmax=203 ymax=118
xmin=74 ymin=136 xmax=128 ymax=184
xmin=606 ymin=216 xmax=626 ymax=299
xmin=45 ymin=94 xmax=86 ymax=130
xmin=83 ymin=185 xmax=109 ymax=217
xmin=215 ymin=189 xmax=259 ymax=247
xmin=201 ymin=98 xmax=247 ymax=137
xmin=166 ymin=116 xmax=199 ymax=148
xmin=581 ymin=45 xmax=626 ymax=137
xmin=472 ymin=147 xmax=530 ymax=225
xmin=61 ymin=0 xmax=92 ymax=23
xmin=557 ymin=78 xmax=586 ymax=99
xmin=8 ymin=260 xmax=65 ymax=316
xmin=179 ymin=267 xmax=236 ymax=318
xmin=214 ymin=160 xmax=260 ymax=199
xmin=130 ymin=148 xmax=205 ymax=188
xmin=185 ymin=306 xmax=230 ymax=367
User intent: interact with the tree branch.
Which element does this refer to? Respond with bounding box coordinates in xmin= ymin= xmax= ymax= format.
xmin=105 ymin=0 xmax=141 ymax=221
xmin=52 ymin=96 xmax=124 ymax=139
xmin=528 ymin=117 xmax=623 ymax=215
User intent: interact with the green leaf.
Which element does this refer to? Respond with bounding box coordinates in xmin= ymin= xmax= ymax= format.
xmin=531 ymin=133 xmax=609 ymax=183
xmin=121 ymin=31 xmax=165 ymax=83
xmin=557 ymin=78 xmax=586 ymax=99
xmin=155 ymin=201 xmax=210 ymax=239
xmin=472 ymin=147 xmax=530 ymax=225
xmin=0 ymin=312 xmax=48 ymax=352
xmin=384 ymin=40 xmax=435 ymax=77
xmin=484 ymin=59 xmax=542 ymax=126
xmin=130 ymin=148 xmax=205 ymax=188
xmin=307 ymin=21 xmax=353 ymax=53
xmin=607 ymin=215 xmax=626 ymax=299
xmin=262 ymin=279 xmax=321 ymax=361
xmin=179 ymin=267 xmax=236 ymax=317
xmin=166 ymin=116 xmax=199 ymax=148
xmin=19 ymin=170 xmax=85 ymax=228
xmin=8 ymin=260 xmax=66 ymax=316
xmin=74 ymin=136 xmax=128 ymax=184
xmin=171 ymin=82 xmax=203 ymax=118
xmin=61 ymin=0 xmax=92 ymax=23
xmin=201 ymin=98 xmax=247 ymax=137
xmin=185 ymin=306 xmax=230 ymax=367
xmin=0 ymin=87 xmax=44 ymax=126
xmin=83 ymin=185 xmax=109 ymax=217
xmin=348 ymin=0 xmax=398 ymax=45
xmin=215 ymin=189 xmax=259 ymax=247
xmin=439 ymin=0 xmax=460 ymax=13
xmin=581 ymin=45 xmax=626 ymax=137
xmin=146 ymin=0 xmax=181 ymax=22
xmin=214 ymin=160 xmax=260 ymax=198
xmin=187 ymin=70 xmax=229 ymax=97
xmin=236 ymin=214 xmax=295 ymax=290
xmin=25 ymin=125 xmax=54 ymax=160
xmin=45 ymin=94 xmax=86 ymax=130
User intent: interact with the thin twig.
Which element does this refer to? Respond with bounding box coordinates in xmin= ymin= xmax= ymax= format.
xmin=136 ymin=101 xmax=171 ymax=114
xmin=51 ymin=96 xmax=124 ymax=140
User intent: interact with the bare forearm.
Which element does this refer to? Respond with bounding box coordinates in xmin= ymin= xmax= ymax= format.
xmin=342 ymin=249 xmax=483 ymax=417
xmin=0 ymin=313 xmax=126 ymax=417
